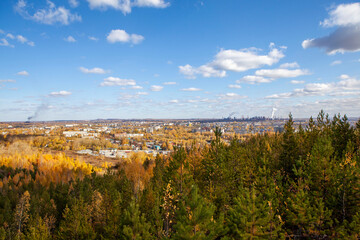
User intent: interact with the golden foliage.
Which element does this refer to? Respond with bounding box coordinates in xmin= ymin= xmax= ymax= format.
xmin=0 ymin=142 xmax=101 ymax=187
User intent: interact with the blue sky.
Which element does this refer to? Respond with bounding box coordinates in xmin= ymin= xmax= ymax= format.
xmin=1 ymin=0 xmax=360 ymax=121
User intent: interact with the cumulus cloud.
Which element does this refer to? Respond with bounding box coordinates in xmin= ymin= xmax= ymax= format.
xmin=163 ymin=81 xmax=176 ymax=85
xmin=321 ymin=3 xmax=360 ymax=27
xmin=255 ymin=68 xmax=309 ymax=78
xmin=169 ymin=99 xmax=179 ymax=103
xmin=302 ymin=3 xmax=360 ymax=54
xmin=87 ymin=0 xmax=169 ymax=14
xmin=266 ymin=74 xmax=360 ymax=99
xmin=49 ymin=90 xmax=72 ymax=97
xmin=107 ymin=29 xmax=144 ymax=44
xmin=181 ymin=87 xmax=202 ymax=91
xmin=17 ymin=70 xmax=29 ymax=76
xmin=79 ymin=67 xmax=108 ymax=74
xmin=136 ymin=91 xmax=148 ymax=95
xmin=15 ymin=0 xmax=82 ymax=25
xmin=228 ymin=84 xmax=241 ymax=89
xmin=150 ymin=85 xmax=163 ymax=91
xmin=101 ymin=77 xmax=136 ymax=86
xmin=238 ymin=64 xmax=309 ymax=84
xmin=64 ymin=36 xmax=76 ymax=42
xmin=179 ymin=44 xmax=285 ymax=79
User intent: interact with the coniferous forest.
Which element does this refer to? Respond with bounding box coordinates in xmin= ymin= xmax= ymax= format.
xmin=0 ymin=111 xmax=360 ymax=239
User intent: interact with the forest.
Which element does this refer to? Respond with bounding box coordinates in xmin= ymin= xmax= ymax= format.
xmin=0 ymin=111 xmax=359 ymax=239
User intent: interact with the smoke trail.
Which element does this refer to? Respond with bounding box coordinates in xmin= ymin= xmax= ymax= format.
xmin=27 ymin=103 xmax=49 ymax=121
xmin=271 ymin=107 xmax=278 ymax=119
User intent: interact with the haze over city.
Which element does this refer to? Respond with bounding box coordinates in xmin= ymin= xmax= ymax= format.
xmin=1 ymin=0 xmax=360 ymax=121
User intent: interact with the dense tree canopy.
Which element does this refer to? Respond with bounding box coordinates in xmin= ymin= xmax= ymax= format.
xmin=0 ymin=112 xmax=359 ymax=239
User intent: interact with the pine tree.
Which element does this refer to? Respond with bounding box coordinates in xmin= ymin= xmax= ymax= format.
xmin=331 ymin=114 xmax=355 ymax=159
xmin=24 ymin=215 xmax=51 ymax=240
xmin=228 ymin=185 xmax=283 ymax=240
xmin=285 ymin=159 xmax=333 ymax=238
xmin=280 ymin=113 xmax=298 ymax=181
xmin=122 ymin=199 xmax=153 ymax=240
xmin=57 ymin=198 xmax=96 ymax=240
xmin=173 ymin=185 xmax=226 ymax=240
xmin=14 ymin=190 xmax=31 ymax=239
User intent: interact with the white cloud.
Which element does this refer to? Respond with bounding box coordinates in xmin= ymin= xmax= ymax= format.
xmin=150 ymin=85 xmax=163 ymax=91
xmin=303 ymin=3 xmax=360 ymax=54
xmin=279 ymin=62 xmax=299 ymax=68
xmin=17 ymin=35 xmax=27 ymax=43
xmin=181 ymin=87 xmax=202 ymax=91
xmin=0 ymin=79 xmax=16 ymax=83
xmin=179 ymin=44 xmax=285 ymax=79
xmin=87 ymin=0 xmax=131 ymax=13
xmin=87 ymin=0 xmax=169 ymax=14
xmin=237 ymin=75 xmax=273 ymax=84
xmin=107 ymin=29 xmax=144 ymax=44
xmin=49 ymin=90 xmax=72 ymax=97
xmin=266 ymin=75 xmax=360 ymax=99
xmin=255 ymin=68 xmax=309 ymax=78
xmin=237 ymin=65 xmax=309 ymax=84
xmin=0 ymin=29 xmax=4 ymax=34
xmin=6 ymin=33 xmax=15 ymax=39
xmin=133 ymin=0 xmax=169 ymax=8
xmin=101 ymin=77 xmax=136 ymax=86
xmin=131 ymin=85 xmax=143 ymax=89
xmin=0 ymin=39 xmax=14 ymax=48
xmin=88 ymin=36 xmax=98 ymax=41
xmin=179 ymin=64 xmax=226 ymax=79
xmin=225 ymin=93 xmax=238 ymax=97
xmin=169 ymin=99 xmax=179 ymax=103
xmin=218 ymin=93 xmax=247 ymax=100
xmin=17 ymin=71 xmax=29 ymax=76
xmin=291 ymin=80 xmax=305 ymax=84
xmin=15 ymin=0 xmax=82 ymax=25
xmin=136 ymin=91 xmax=148 ymax=95
xmin=163 ymin=81 xmax=176 ymax=85
xmin=330 ymin=60 xmax=342 ymax=66
xmin=79 ymin=67 xmax=108 ymax=74
xmin=321 ymin=3 xmax=360 ymax=27
xmin=65 ymin=36 xmax=76 ymax=42
xmin=228 ymin=84 xmax=241 ymax=89
xmin=69 ymin=0 xmax=79 ymax=8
